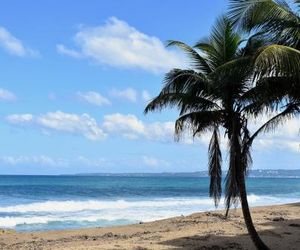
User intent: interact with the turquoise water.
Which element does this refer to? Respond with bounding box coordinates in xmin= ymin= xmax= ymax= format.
xmin=0 ymin=175 xmax=299 ymax=231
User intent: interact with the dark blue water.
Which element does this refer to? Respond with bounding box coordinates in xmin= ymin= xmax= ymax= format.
xmin=0 ymin=176 xmax=299 ymax=231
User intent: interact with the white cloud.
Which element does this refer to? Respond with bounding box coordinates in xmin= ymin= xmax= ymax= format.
xmin=37 ymin=111 xmax=106 ymax=140
xmin=250 ymin=115 xmax=299 ymax=153
xmin=0 ymin=26 xmax=39 ymax=57
xmin=102 ymin=113 xmax=210 ymax=144
xmin=0 ymin=155 xmax=68 ymax=167
xmin=102 ymin=112 xmax=299 ymax=153
xmin=191 ymin=116 xmax=300 ymax=154
xmin=6 ymin=111 xmax=106 ymax=141
xmin=6 ymin=112 xmax=178 ymax=144
xmin=6 ymin=114 xmax=33 ymax=124
xmin=77 ymin=91 xmax=110 ymax=106
xmin=103 ymin=113 xmax=179 ymax=143
xmin=0 ymin=155 xmax=108 ymax=168
xmin=56 ymin=44 xmax=82 ymax=58
xmin=77 ymin=156 xmax=107 ymax=167
xmin=0 ymin=88 xmax=17 ymax=101
xmin=103 ymin=113 xmax=145 ymax=139
xmin=142 ymin=156 xmax=159 ymax=166
xmin=145 ymin=121 xmax=175 ymax=142
xmin=198 ymin=115 xmax=299 ymax=153
xmin=276 ymin=118 xmax=299 ymax=137
xmin=57 ymin=17 xmax=186 ymax=73
xmin=110 ymin=87 xmax=137 ymax=103
xmin=0 ymin=154 xmax=172 ymax=169
xmin=142 ymin=90 xmax=151 ymax=102
xmin=141 ymin=155 xmax=169 ymax=167
xmin=6 ymin=109 xmax=296 ymax=153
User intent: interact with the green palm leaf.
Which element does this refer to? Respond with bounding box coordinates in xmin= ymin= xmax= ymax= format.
xmin=247 ymin=102 xmax=300 ymax=147
xmin=208 ymin=128 xmax=222 ymax=207
xmin=144 ymin=93 xmax=220 ymax=115
xmin=253 ymin=45 xmax=300 ymax=80
xmin=195 ymin=16 xmax=241 ymax=69
xmin=241 ymin=76 xmax=297 ymax=115
xmin=167 ymin=40 xmax=212 ymax=74
xmin=229 ymin=0 xmax=300 ymax=48
xmin=174 ymin=110 xmax=224 ymax=140
xmin=160 ymin=69 xmax=208 ymax=95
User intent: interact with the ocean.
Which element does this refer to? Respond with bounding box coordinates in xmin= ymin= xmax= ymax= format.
xmin=0 ymin=175 xmax=299 ymax=231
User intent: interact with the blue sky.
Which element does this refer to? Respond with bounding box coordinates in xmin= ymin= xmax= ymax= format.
xmin=0 ymin=0 xmax=298 ymax=174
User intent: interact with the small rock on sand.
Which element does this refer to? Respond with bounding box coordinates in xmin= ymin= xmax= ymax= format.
xmin=272 ymin=217 xmax=285 ymax=222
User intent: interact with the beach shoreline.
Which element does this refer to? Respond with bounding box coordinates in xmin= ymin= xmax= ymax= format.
xmin=0 ymin=202 xmax=299 ymax=250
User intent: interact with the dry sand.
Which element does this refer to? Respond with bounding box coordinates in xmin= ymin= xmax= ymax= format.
xmin=0 ymin=203 xmax=299 ymax=250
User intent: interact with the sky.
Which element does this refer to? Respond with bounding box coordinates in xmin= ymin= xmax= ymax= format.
xmin=0 ymin=0 xmax=298 ymax=174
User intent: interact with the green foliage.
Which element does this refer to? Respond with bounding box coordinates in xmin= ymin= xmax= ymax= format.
xmin=145 ymin=17 xmax=259 ymax=210
xmin=254 ymin=45 xmax=300 ymax=79
xmin=229 ymin=0 xmax=300 ymax=48
xmin=229 ymin=0 xmax=300 ymax=143
xmin=145 ymin=3 xmax=300 ymax=212
xmin=145 ymin=3 xmax=299 ymax=249
xmin=208 ymin=128 xmax=222 ymax=207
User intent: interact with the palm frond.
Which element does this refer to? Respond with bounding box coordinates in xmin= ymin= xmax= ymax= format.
xmin=212 ymin=16 xmax=241 ymax=62
xmin=241 ymin=76 xmax=297 ymax=115
xmin=224 ymin=129 xmax=241 ymax=213
xmin=239 ymin=32 xmax=269 ymax=56
xmin=194 ymin=42 xmax=220 ymax=71
xmin=167 ymin=40 xmax=212 ymax=74
xmin=228 ymin=0 xmax=276 ymax=31
xmin=144 ymin=93 xmax=220 ymax=115
xmin=195 ymin=16 xmax=241 ymax=69
xmin=229 ymin=0 xmax=300 ymax=48
xmin=174 ymin=110 xmax=223 ymax=140
xmin=160 ymin=69 xmax=208 ymax=96
xmin=241 ymin=124 xmax=252 ymax=176
xmin=253 ymin=45 xmax=300 ymax=80
xmin=229 ymin=0 xmax=297 ymax=30
xmin=212 ymin=56 xmax=254 ymax=91
xmin=247 ymin=102 xmax=300 ymax=147
xmin=208 ymin=128 xmax=222 ymax=207
xmin=143 ymin=68 xmax=224 ymax=116
xmin=294 ymin=0 xmax=300 ymax=10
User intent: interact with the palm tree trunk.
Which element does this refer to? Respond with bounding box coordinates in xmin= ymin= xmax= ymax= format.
xmin=238 ymin=171 xmax=270 ymax=250
xmin=230 ymin=116 xmax=269 ymax=250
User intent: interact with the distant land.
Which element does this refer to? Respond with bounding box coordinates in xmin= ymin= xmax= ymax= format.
xmin=73 ymin=169 xmax=300 ymax=178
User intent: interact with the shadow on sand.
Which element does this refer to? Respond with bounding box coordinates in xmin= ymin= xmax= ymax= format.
xmin=159 ymin=215 xmax=300 ymax=250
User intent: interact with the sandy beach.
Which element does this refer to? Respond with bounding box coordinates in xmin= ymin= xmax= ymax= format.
xmin=0 ymin=203 xmax=298 ymax=250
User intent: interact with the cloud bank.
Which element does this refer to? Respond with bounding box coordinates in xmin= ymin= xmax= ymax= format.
xmin=57 ymin=17 xmax=186 ymax=73
xmin=6 ymin=111 xmax=106 ymax=141
xmin=5 ymin=111 xmax=299 ymax=154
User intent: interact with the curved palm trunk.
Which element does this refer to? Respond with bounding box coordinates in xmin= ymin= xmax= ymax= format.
xmin=237 ymin=168 xmax=270 ymax=250
xmin=230 ymin=117 xmax=269 ymax=250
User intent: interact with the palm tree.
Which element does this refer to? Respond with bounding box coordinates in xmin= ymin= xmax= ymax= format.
xmin=145 ymin=17 xmax=271 ymax=249
xmin=228 ymin=0 xmax=300 ymax=149
xmin=228 ymin=0 xmax=300 ymax=96
xmin=228 ymin=0 xmax=300 ymax=49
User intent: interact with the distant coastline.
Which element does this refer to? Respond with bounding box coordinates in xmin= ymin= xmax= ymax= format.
xmin=0 ymin=169 xmax=300 ymax=178
xmin=70 ymin=169 xmax=300 ymax=178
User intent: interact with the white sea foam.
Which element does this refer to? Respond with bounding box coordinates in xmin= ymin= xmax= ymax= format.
xmin=0 ymin=198 xmax=214 ymax=213
xmin=0 ymin=216 xmax=55 ymax=228
xmin=0 ymin=195 xmax=297 ymax=229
